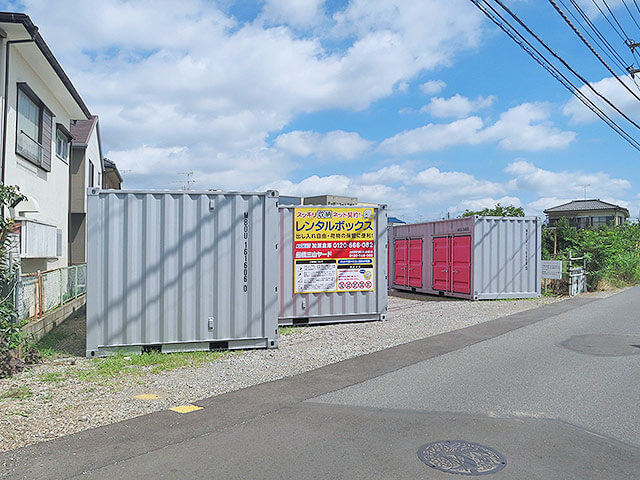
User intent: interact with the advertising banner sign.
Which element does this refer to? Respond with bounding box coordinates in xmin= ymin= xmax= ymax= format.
xmin=294 ymin=207 xmax=375 ymax=293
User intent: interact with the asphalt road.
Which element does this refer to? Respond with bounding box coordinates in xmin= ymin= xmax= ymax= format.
xmin=2 ymin=288 xmax=639 ymax=479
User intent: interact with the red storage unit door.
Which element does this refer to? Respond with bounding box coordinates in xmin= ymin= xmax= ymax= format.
xmin=432 ymin=237 xmax=448 ymax=291
xmin=451 ymin=235 xmax=471 ymax=294
xmin=394 ymin=239 xmax=408 ymax=286
xmin=408 ymin=238 xmax=422 ymax=287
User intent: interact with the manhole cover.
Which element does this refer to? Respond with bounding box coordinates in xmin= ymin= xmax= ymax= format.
xmin=417 ymin=440 xmax=506 ymax=476
xmin=560 ymin=334 xmax=640 ymax=357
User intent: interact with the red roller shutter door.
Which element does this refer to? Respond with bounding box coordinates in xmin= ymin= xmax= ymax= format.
xmin=432 ymin=237 xmax=448 ymax=291
xmin=394 ymin=239 xmax=408 ymax=286
xmin=408 ymin=239 xmax=423 ymax=287
xmin=451 ymin=236 xmax=471 ymax=294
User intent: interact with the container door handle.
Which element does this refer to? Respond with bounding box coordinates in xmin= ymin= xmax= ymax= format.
xmin=452 ymin=269 xmax=458 ymax=273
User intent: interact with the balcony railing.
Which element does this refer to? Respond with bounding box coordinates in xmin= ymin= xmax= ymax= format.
xmin=16 ymin=130 xmax=43 ymax=166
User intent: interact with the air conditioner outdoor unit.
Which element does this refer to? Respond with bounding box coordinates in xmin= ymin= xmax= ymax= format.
xmin=18 ymin=218 xmax=61 ymax=259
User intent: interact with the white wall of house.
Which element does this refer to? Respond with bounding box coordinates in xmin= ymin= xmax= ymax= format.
xmin=3 ymin=47 xmax=77 ymax=273
xmin=85 ymin=124 xmax=102 ymax=193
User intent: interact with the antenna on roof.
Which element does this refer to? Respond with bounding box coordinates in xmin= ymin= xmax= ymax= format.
xmin=579 ymin=184 xmax=590 ymax=199
xmin=174 ymin=171 xmax=197 ymax=190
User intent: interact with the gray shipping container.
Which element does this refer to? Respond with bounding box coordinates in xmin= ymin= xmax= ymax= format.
xmin=86 ymin=189 xmax=279 ymax=357
xmin=389 ymin=216 xmax=541 ymax=300
xmin=278 ymin=204 xmax=388 ymax=325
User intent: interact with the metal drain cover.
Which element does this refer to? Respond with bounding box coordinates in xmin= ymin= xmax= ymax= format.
xmin=560 ymin=334 xmax=640 ymax=357
xmin=417 ymin=440 xmax=506 ymax=476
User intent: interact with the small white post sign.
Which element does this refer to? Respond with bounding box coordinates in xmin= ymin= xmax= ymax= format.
xmin=542 ymin=260 xmax=563 ymax=279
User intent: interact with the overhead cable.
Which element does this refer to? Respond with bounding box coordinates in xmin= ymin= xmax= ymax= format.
xmin=468 ymin=0 xmax=640 ymax=151
xmin=493 ymin=0 xmax=640 ymax=129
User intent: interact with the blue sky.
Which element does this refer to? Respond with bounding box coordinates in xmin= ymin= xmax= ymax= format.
xmin=3 ymin=0 xmax=639 ymax=221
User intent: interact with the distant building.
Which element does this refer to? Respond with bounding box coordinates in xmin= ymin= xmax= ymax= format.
xmin=102 ymin=158 xmax=122 ymax=189
xmin=278 ymin=195 xmax=302 ymax=206
xmin=303 ymin=195 xmax=357 ymax=205
xmin=544 ymin=199 xmax=629 ymax=228
xmin=69 ymin=116 xmax=103 ymax=264
xmin=388 ymin=216 xmax=406 ymax=226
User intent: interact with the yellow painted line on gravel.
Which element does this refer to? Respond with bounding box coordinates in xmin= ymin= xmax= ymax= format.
xmin=170 ymin=404 xmax=203 ymax=414
xmin=134 ymin=394 xmax=160 ymax=400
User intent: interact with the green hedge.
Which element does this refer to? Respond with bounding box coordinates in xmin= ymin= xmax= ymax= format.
xmin=543 ymin=217 xmax=640 ymax=288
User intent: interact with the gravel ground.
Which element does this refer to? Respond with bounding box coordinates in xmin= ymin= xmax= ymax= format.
xmin=0 ymin=290 xmax=618 ymax=452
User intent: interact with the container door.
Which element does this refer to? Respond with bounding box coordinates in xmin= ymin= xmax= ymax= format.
xmin=451 ymin=235 xmax=471 ymax=294
xmin=432 ymin=237 xmax=448 ymax=291
xmin=408 ymin=238 xmax=423 ymax=287
xmin=394 ymin=239 xmax=408 ymax=286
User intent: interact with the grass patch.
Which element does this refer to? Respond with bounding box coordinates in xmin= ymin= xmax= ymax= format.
xmin=37 ymin=372 xmax=67 ymax=383
xmin=0 ymin=386 xmax=33 ymax=401
xmin=279 ymin=326 xmax=301 ymax=336
xmin=70 ymin=350 xmax=231 ymax=382
xmin=36 ymin=328 xmax=73 ymax=358
xmin=6 ymin=409 xmax=30 ymax=417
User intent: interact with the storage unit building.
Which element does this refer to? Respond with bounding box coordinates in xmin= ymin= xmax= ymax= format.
xmin=389 ymin=217 xmax=541 ymax=300
xmin=86 ymin=189 xmax=280 ymax=357
xmin=279 ymin=204 xmax=388 ymax=325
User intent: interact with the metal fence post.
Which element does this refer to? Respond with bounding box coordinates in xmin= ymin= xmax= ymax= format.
xmin=74 ymin=265 xmax=79 ymax=299
xmin=60 ymin=267 xmax=64 ymax=306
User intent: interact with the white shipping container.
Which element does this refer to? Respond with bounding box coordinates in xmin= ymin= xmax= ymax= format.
xmin=86 ymin=189 xmax=280 ymax=357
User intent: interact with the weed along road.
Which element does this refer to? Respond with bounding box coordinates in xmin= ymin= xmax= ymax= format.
xmin=2 ymin=288 xmax=640 ymax=479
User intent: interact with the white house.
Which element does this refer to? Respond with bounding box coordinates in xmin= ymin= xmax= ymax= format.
xmin=0 ymin=13 xmax=93 ymax=274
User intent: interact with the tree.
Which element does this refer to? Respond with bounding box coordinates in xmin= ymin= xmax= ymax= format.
xmin=461 ymin=203 xmax=525 ymax=218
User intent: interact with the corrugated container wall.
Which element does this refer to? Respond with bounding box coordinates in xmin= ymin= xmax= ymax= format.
xmin=279 ymin=204 xmax=388 ymax=325
xmin=472 ymin=217 xmax=541 ymax=299
xmin=389 ymin=216 xmax=541 ymax=300
xmin=86 ymin=189 xmax=280 ymax=357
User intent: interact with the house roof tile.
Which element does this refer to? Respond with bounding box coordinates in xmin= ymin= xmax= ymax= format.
xmin=544 ymin=199 xmax=629 ymax=214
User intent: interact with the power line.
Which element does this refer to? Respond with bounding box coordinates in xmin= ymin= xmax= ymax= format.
xmin=495 ymin=0 xmax=640 ymax=130
xmin=558 ymin=0 xmax=629 ymax=73
xmin=601 ymin=0 xmax=633 ymax=40
xmin=569 ymin=0 xmax=630 ymax=69
xmin=621 ymin=0 xmax=640 ymax=33
xmin=634 ymin=0 xmax=640 ymax=18
xmin=468 ymin=0 xmax=640 ymax=151
xmin=548 ymin=0 xmax=640 ymax=106
xmin=591 ymin=0 xmax=628 ymax=42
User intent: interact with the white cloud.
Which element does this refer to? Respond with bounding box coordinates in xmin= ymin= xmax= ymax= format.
xmin=262 ymin=174 xmax=417 ymax=215
xmin=563 ymin=75 xmax=640 ymax=125
xmin=450 ymin=196 xmax=522 ymax=215
xmin=361 ymin=164 xmax=411 ymax=184
xmin=411 ymin=167 xmax=506 ymax=201
xmin=379 ymin=117 xmax=484 ymax=154
xmin=505 ymin=160 xmax=631 ymax=197
xmin=381 ymin=102 xmax=575 ymax=155
xmin=422 ymin=94 xmax=495 ymax=118
xmin=481 ymin=103 xmax=576 ymax=150
xmin=420 ymin=80 xmax=446 ymax=95
xmin=11 ymin=0 xmax=487 ymax=191
xmin=274 ymin=130 xmax=372 ymax=160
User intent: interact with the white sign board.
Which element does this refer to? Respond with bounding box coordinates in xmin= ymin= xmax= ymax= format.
xmin=542 ymin=260 xmax=563 ymax=279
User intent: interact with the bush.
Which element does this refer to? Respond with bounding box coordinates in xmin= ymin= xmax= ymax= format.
xmin=0 ymin=183 xmax=40 ymax=377
xmin=543 ymin=219 xmax=640 ymax=289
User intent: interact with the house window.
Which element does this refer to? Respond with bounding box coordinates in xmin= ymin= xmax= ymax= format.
xmin=16 ymin=83 xmax=52 ymax=171
xmin=89 ymin=161 xmax=95 ymax=187
xmin=17 ymin=88 xmax=42 ymax=164
xmin=56 ymin=129 xmax=69 ymax=161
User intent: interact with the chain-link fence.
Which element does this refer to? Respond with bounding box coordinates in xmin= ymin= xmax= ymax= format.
xmin=18 ymin=265 xmax=86 ymax=322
